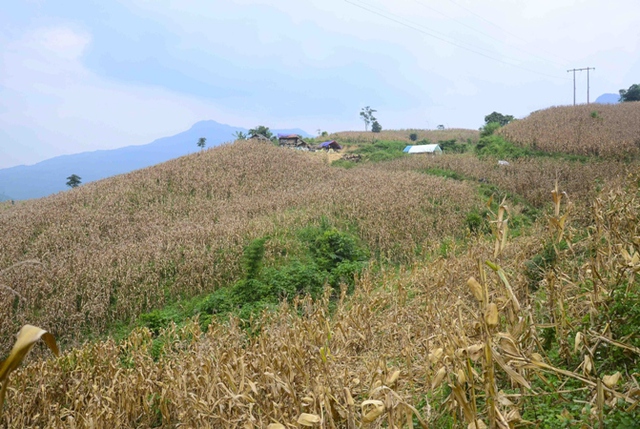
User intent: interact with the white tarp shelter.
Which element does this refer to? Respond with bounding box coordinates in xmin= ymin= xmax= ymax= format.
xmin=403 ymin=144 xmax=443 ymax=155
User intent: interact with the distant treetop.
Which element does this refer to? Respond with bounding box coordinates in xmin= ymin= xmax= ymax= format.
xmin=249 ymin=126 xmax=273 ymax=139
xmin=619 ymin=84 xmax=640 ymax=102
xmin=484 ymin=112 xmax=515 ymax=127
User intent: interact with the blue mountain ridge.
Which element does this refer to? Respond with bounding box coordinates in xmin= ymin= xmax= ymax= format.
xmin=0 ymin=120 xmax=311 ymax=201
xmin=595 ymin=93 xmax=619 ymax=104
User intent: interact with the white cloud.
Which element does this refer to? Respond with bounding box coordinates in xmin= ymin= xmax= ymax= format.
xmin=0 ymin=26 xmax=249 ymax=168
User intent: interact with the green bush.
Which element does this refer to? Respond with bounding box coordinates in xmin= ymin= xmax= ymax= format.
xmin=438 ymin=139 xmax=467 ymax=153
xmin=476 ymin=135 xmax=531 ymax=159
xmin=465 ymin=210 xmax=489 ymax=234
xmin=480 ymin=122 xmax=501 ymax=138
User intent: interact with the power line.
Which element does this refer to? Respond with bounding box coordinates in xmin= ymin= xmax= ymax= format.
xmin=411 ymin=0 xmax=568 ymax=69
xmin=343 ymin=0 xmax=569 ymax=81
xmin=567 ymin=67 xmax=595 ymax=105
xmin=443 ymin=0 xmax=569 ymax=65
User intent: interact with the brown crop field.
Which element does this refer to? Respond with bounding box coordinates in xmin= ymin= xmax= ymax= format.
xmin=2 ymin=132 xmax=639 ymax=427
xmin=0 ymin=141 xmax=480 ymax=355
xmin=332 ymin=129 xmax=479 ymax=144
xmin=2 ymin=173 xmax=639 ymax=428
xmin=380 ymin=154 xmax=631 ymax=208
xmin=499 ymin=102 xmax=640 ymax=158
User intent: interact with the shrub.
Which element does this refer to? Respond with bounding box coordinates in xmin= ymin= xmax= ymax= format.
xmin=480 ymin=122 xmax=501 ymax=138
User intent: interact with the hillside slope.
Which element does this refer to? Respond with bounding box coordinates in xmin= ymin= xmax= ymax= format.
xmin=498 ymin=102 xmax=640 ymax=158
xmin=0 ymin=121 xmax=310 ymax=200
xmin=0 ymin=140 xmax=479 ymax=353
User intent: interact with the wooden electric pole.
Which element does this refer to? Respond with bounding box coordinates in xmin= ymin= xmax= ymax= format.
xmin=567 ymin=67 xmax=595 ymax=105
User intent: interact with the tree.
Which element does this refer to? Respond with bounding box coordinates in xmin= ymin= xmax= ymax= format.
xmin=359 ymin=106 xmax=377 ymax=131
xmin=437 ymin=124 xmax=445 ymax=130
xmin=371 ymin=120 xmax=382 ymax=133
xmin=484 ymin=112 xmax=514 ymax=127
xmin=619 ymin=84 xmax=640 ymax=102
xmin=66 ymin=174 xmax=82 ymax=188
xmin=409 ymin=133 xmax=418 ymax=141
xmin=233 ymin=131 xmax=248 ymax=140
xmin=197 ymin=137 xmax=206 ymax=149
xmin=248 ymin=126 xmax=273 ymax=139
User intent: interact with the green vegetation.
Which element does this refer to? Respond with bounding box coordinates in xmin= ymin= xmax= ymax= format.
xmin=438 ymin=138 xmax=469 ymax=153
xmin=248 ymin=125 xmax=273 ymax=139
xmin=350 ymin=139 xmax=407 ymax=162
xmin=197 ymin=137 xmax=206 ymax=149
xmin=136 ymin=223 xmax=369 ymax=338
xmin=484 ymin=111 xmax=515 ymax=126
xmin=619 ymin=83 xmax=640 ymax=102
xmin=233 ymin=131 xmax=248 ymax=140
xmin=476 ymin=134 xmax=532 ymax=159
xmin=359 ymin=106 xmax=377 ymax=131
xmin=65 ymin=174 xmax=81 ymax=188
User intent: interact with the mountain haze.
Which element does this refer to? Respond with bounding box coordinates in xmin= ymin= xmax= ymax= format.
xmin=595 ymin=93 xmax=620 ymax=104
xmin=0 ymin=121 xmax=310 ymax=200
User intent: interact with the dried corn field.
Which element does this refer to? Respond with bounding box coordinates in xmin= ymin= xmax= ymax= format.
xmin=332 ymin=129 xmax=479 ymax=145
xmin=499 ymin=102 xmax=640 ymax=158
xmin=0 ymin=141 xmax=480 ymax=355
xmin=2 ymin=176 xmax=639 ymax=428
xmin=380 ymin=154 xmax=631 ymax=209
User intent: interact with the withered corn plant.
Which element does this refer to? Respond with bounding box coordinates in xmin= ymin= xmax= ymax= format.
xmin=499 ymin=102 xmax=640 ymax=159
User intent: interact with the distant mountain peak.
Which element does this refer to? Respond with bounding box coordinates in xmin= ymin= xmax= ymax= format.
xmin=0 ymin=120 xmax=311 ymax=200
xmin=595 ymin=93 xmax=619 ymax=104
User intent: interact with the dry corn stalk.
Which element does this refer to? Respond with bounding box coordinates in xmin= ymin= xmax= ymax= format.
xmin=0 ymin=325 xmax=59 ymax=417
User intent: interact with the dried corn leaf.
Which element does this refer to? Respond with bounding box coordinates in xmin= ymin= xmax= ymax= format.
xmin=0 ymin=325 xmax=59 ymax=416
xmin=574 ymin=332 xmax=583 ymax=354
xmin=468 ymin=420 xmax=487 ymax=429
xmin=297 ymin=413 xmax=321 ymax=426
xmin=361 ymin=399 xmax=385 ymax=423
xmin=385 ymin=370 xmax=401 ymax=386
xmin=457 ymin=368 xmax=467 ymax=384
xmin=485 ymin=303 xmax=499 ymax=327
xmin=431 ymin=367 xmax=447 ymax=390
xmin=492 ymin=352 xmax=531 ymax=389
xmin=428 ymin=348 xmax=443 ymax=364
xmin=467 ymin=344 xmax=484 ymax=361
xmin=467 ymin=277 xmax=484 ymax=303
xmin=602 ymin=372 xmax=621 ymax=389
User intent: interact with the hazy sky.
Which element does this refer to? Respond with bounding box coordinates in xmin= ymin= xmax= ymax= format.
xmin=1 ymin=0 xmax=639 ymax=168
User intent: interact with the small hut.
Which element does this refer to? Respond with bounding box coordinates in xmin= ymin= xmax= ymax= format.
xmin=318 ymin=140 xmax=342 ymax=151
xmin=249 ymin=133 xmax=271 ymax=142
xmin=403 ymin=144 xmax=443 ymax=155
xmin=278 ymin=134 xmax=309 ymax=149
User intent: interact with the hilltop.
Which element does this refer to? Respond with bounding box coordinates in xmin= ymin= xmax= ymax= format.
xmin=498 ymin=102 xmax=640 ymax=158
xmin=0 ymin=121 xmax=311 ymax=201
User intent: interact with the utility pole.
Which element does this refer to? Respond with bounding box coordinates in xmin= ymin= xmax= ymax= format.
xmin=567 ymin=67 xmax=595 ymax=105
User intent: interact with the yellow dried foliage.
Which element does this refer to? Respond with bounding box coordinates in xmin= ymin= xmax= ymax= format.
xmin=499 ymin=102 xmax=640 ymax=158
xmin=0 ymin=325 xmax=58 ymax=417
xmin=0 ymin=141 xmax=480 ymax=354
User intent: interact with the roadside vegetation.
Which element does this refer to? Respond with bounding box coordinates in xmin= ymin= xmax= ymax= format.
xmin=1 ymin=104 xmax=639 ymax=427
